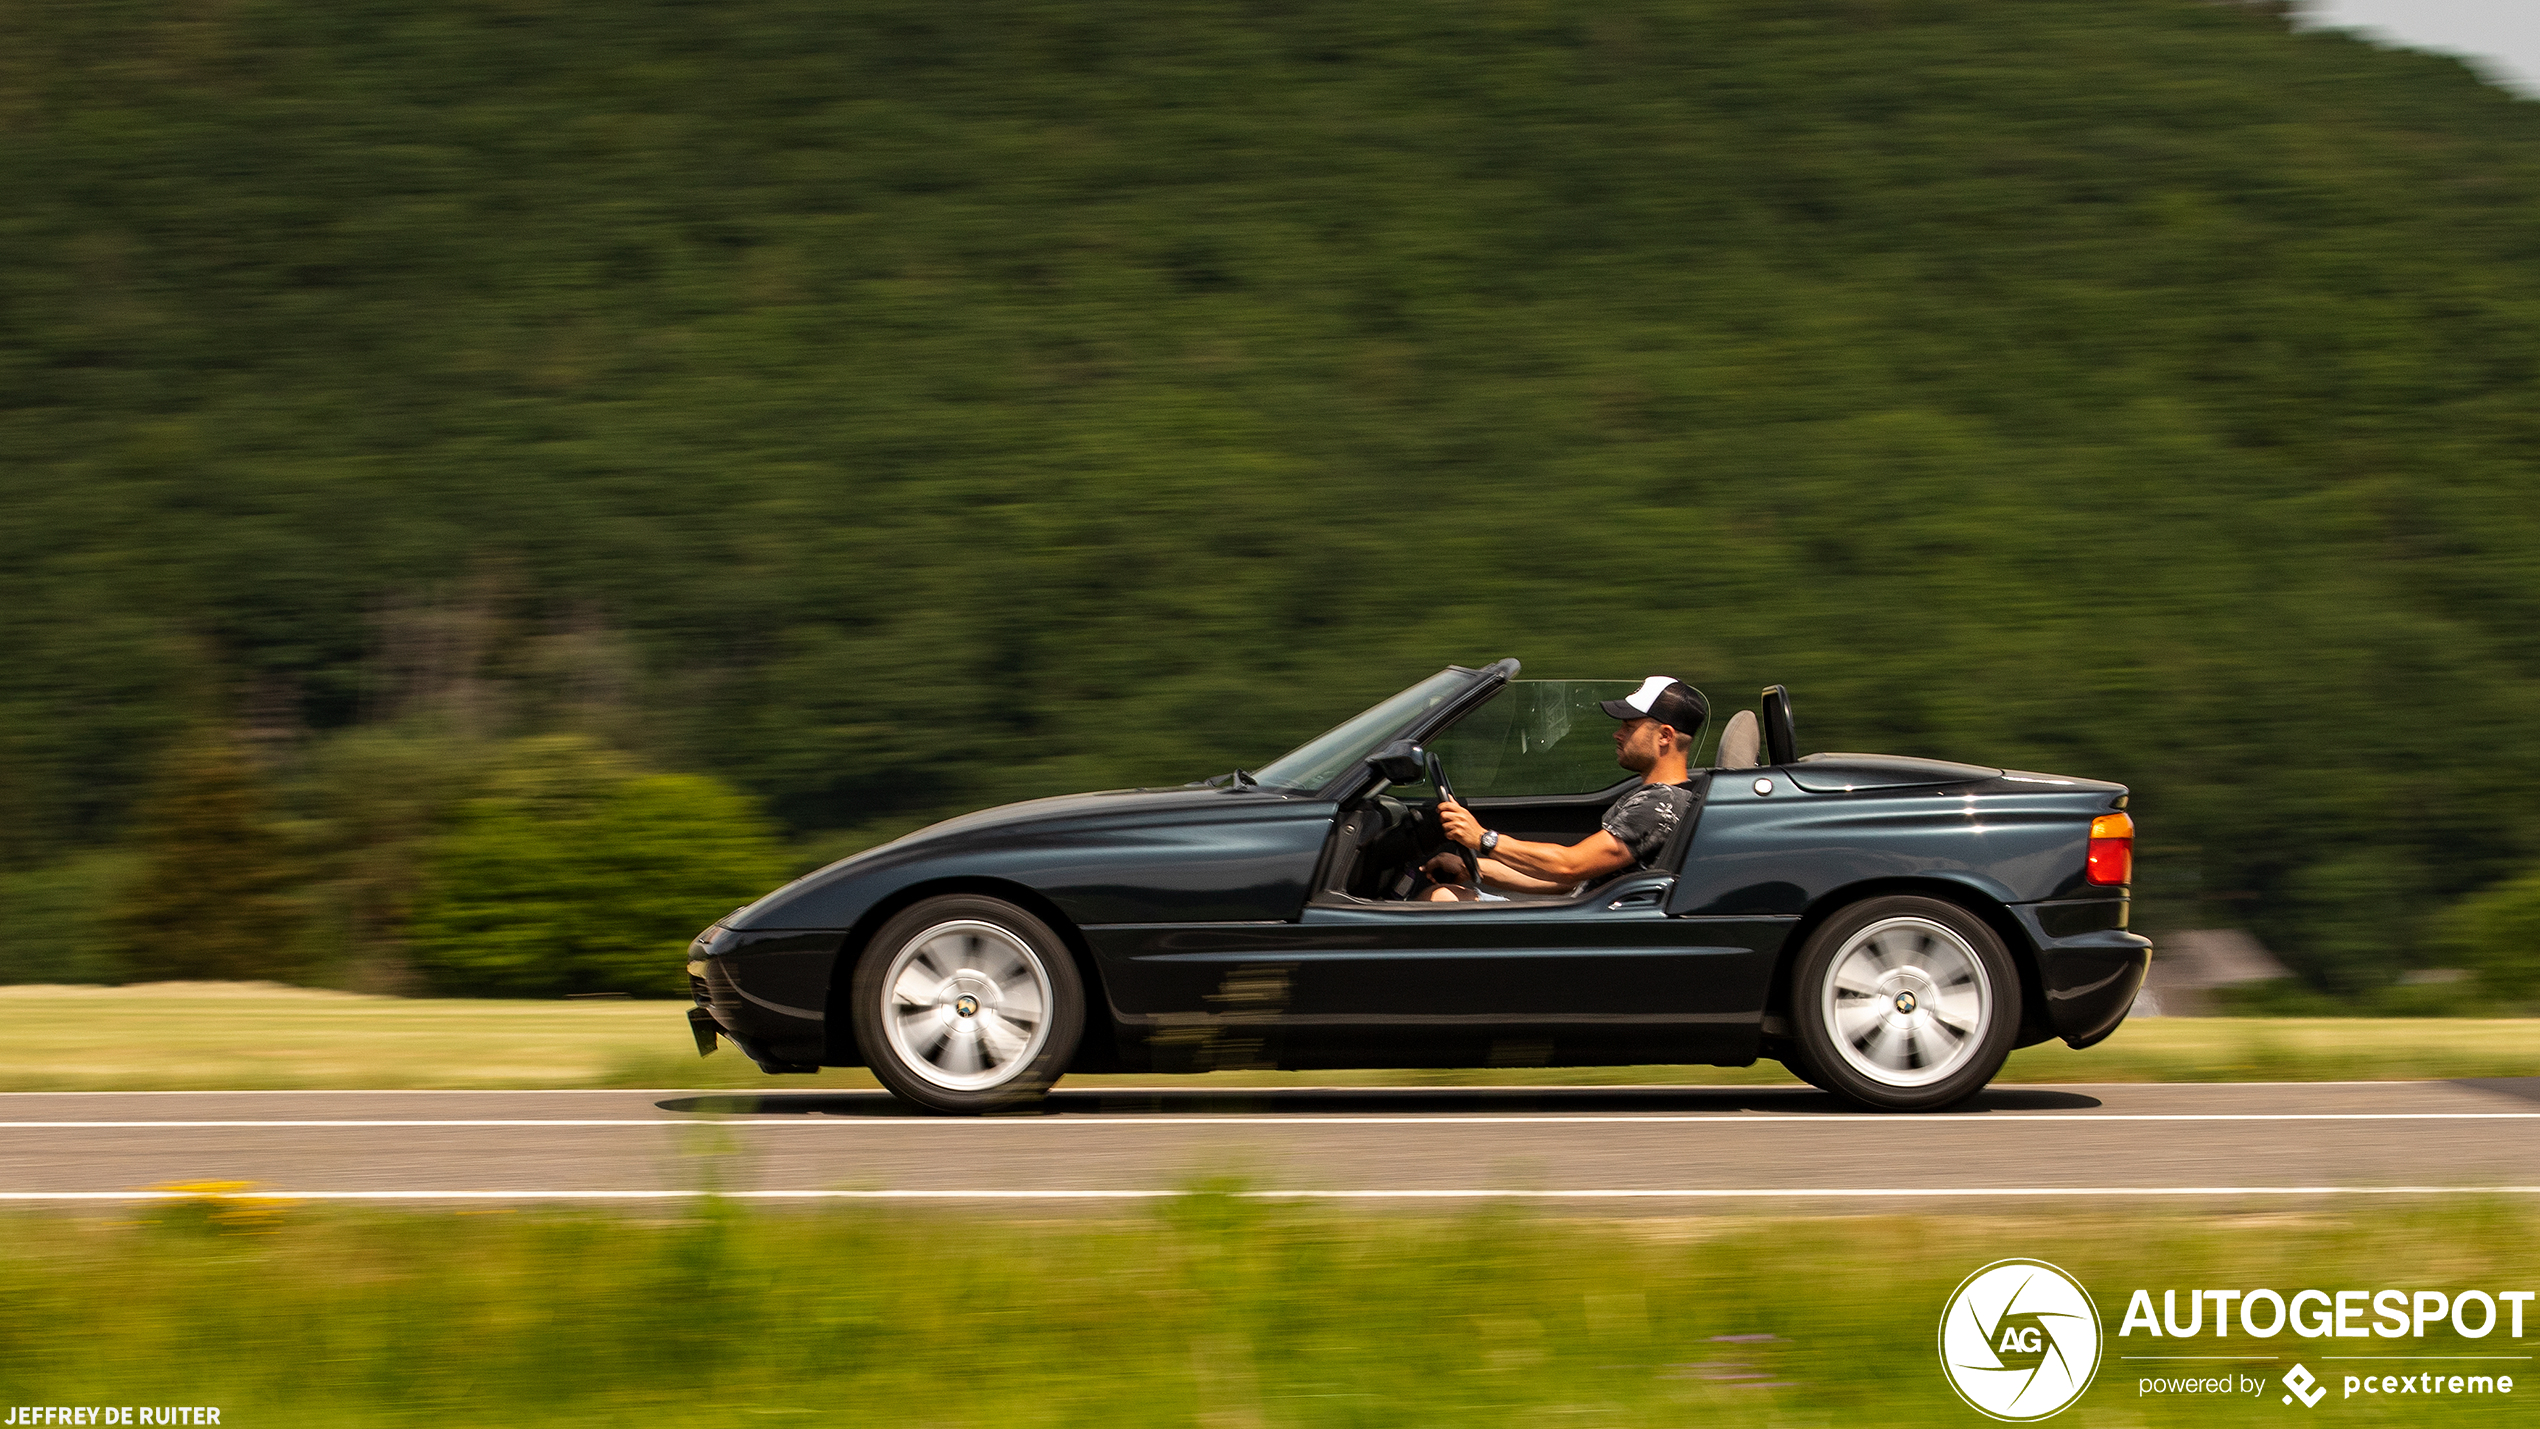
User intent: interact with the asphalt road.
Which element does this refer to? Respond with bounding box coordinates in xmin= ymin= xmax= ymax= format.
xmin=4 ymin=1081 xmax=2537 ymax=1212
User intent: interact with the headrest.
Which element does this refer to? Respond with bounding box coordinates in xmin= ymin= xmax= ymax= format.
xmin=1717 ymin=710 xmax=1761 ymax=770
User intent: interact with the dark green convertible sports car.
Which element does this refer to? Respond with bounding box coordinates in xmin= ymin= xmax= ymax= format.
xmin=687 ymin=659 xmax=2148 ymax=1113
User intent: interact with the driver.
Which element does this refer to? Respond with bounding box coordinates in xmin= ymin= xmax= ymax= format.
xmin=1432 ymin=677 xmax=1707 ymax=902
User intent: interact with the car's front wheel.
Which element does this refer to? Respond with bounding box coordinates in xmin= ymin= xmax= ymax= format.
xmin=1790 ymin=895 xmax=2020 ymax=1112
xmin=850 ymin=895 xmax=1085 ymax=1114
xmin=1776 ymin=1043 xmax=1838 ymax=1094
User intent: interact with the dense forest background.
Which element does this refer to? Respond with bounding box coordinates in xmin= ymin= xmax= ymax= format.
xmin=5 ymin=0 xmax=2540 ymax=1001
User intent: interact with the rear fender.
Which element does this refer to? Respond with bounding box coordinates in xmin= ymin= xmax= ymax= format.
xmin=1762 ymin=877 xmax=2056 ymax=1052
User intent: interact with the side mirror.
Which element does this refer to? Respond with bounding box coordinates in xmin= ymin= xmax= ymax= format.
xmin=1365 ymin=739 xmax=1428 ymax=786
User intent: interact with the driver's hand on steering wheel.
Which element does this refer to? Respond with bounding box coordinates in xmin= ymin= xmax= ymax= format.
xmin=1438 ymin=798 xmax=1483 ymax=850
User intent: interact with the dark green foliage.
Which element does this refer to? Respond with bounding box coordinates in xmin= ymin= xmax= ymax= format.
xmin=285 ymin=723 xmax=494 ymax=993
xmin=111 ymin=738 xmax=305 ymax=981
xmin=407 ymin=737 xmax=786 ymax=995
xmin=2436 ymin=867 xmax=2540 ymax=1001
xmin=0 ymin=852 xmax=139 ymax=984
xmin=3 ymin=0 xmax=2539 ymax=989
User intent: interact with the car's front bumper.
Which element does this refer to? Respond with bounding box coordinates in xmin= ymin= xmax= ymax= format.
xmin=687 ymin=926 xmax=843 ymax=1072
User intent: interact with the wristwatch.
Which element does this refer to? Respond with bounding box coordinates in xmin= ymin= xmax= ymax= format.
xmin=1479 ymin=830 xmax=1502 ymax=856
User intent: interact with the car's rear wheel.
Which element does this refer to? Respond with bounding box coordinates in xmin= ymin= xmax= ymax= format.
xmin=851 ymin=896 xmax=1084 ymax=1114
xmin=1790 ymin=895 xmax=2019 ymax=1112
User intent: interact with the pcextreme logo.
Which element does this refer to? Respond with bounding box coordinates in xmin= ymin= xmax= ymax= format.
xmin=2284 ymin=1363 xmax=2328 ymax=1407
xmin=1939 ymin=1259 xmax=2104 ymax=1421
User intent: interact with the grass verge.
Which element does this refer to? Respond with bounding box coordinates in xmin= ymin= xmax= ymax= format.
xmin=1 ymin=983 xmax=2535 ymax=1092
xmin=0 ymin=1197 xmax=2532 ymax=1426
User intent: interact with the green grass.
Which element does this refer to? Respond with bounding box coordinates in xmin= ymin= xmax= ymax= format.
xmin=1 ymin=1197 xmax=2533 ymax=1426
xmin=2 ymin=983 xmax=2536 ymax=1091
xmin=0 ymin=982 xmax=818 ymax=1093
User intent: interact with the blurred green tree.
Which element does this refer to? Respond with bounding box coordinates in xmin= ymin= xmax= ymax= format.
xmin=2436 ymin=867 xmax=2540 ymax=1007
xmin=0 ymin=851 xmax=141 ymax=984
xmin=408 ymin=737 xmax=785 ymax=996
xmin=287 ymin=721 xmax=494 ymax=994
xmin=112 ymin=737 xmax=306 ymax=982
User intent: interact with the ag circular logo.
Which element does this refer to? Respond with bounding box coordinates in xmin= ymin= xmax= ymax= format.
xmin=1938 ymin=1258 xmax=2102 ymax=1421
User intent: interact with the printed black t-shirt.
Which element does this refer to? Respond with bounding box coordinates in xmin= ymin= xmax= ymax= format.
xmin=1601 ymin=781 xmax=1695 ymax=869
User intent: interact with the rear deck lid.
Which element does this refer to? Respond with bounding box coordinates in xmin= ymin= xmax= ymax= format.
xmin=1785 ymin=753 xmax=2000 ymax=792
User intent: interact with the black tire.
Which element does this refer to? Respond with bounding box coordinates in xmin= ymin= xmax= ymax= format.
xmin=1777 ymin=1043 xmax=1838 ymax=1093
xmin=850 ymin=895 xmax=1085 ymax=1114
xmin=1790 ymin=895 xmax=2020 ymax=1112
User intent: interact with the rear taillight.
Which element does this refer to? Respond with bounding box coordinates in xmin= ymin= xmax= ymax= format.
xmin=2086 ymin=812 xmax=2134 ymax=886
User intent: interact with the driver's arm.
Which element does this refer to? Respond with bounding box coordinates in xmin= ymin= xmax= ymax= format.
xmin=1438 ymin=799 xmax=1636 ymax=883
xmin=1472 ymin=858 xmax=1579 ymax=894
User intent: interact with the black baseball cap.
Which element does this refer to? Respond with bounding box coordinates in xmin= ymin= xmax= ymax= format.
xmin=1600 ymin=676 xmax=1709 ymax=737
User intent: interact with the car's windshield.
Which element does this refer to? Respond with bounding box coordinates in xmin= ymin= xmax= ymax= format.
xmin=1252 ymin=669 xmax=1476 ymax=794
xmin=1381 ymin=680 xmax=1653 ymax=799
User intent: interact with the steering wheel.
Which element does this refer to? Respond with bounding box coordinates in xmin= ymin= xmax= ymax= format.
xmin=1428 ymin=750 xmax=1480 ymax=884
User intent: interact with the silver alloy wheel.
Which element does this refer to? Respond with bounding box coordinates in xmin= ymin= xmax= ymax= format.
xmin=1820 ymin=915 xmax=1993 ymax=1089
xmin=880 ymin=920 xmax=1054 ymax=1092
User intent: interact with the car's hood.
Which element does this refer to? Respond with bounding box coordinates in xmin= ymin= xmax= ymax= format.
xmin=729 ymin=785 xmax=1289 ymax=927
xmin=890 ymin=785 xmax=1265 ymax=846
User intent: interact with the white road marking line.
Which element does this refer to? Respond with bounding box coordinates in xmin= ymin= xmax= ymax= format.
xmin=4 ymin=1186 xmax=2539 ymax=1202
xmin=1 ymin=1111 xmax=2535 ymax=1128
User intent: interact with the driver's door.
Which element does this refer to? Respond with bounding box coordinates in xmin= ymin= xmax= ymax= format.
xmin=1277 ymin=682 xmax=1775 ymax=1066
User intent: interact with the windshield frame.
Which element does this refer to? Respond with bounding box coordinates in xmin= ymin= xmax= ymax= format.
xmin=1251 ymin=668 xmax=1484 ymax=795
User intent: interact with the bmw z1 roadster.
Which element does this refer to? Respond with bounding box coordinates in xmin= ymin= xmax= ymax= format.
xmin=686 ymin=660 xmax=2148 ymax=1112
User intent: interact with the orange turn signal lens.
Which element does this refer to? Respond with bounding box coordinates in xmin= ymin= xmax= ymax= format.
xmin=2086 ymin=812 xmax=2134 ymax=886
